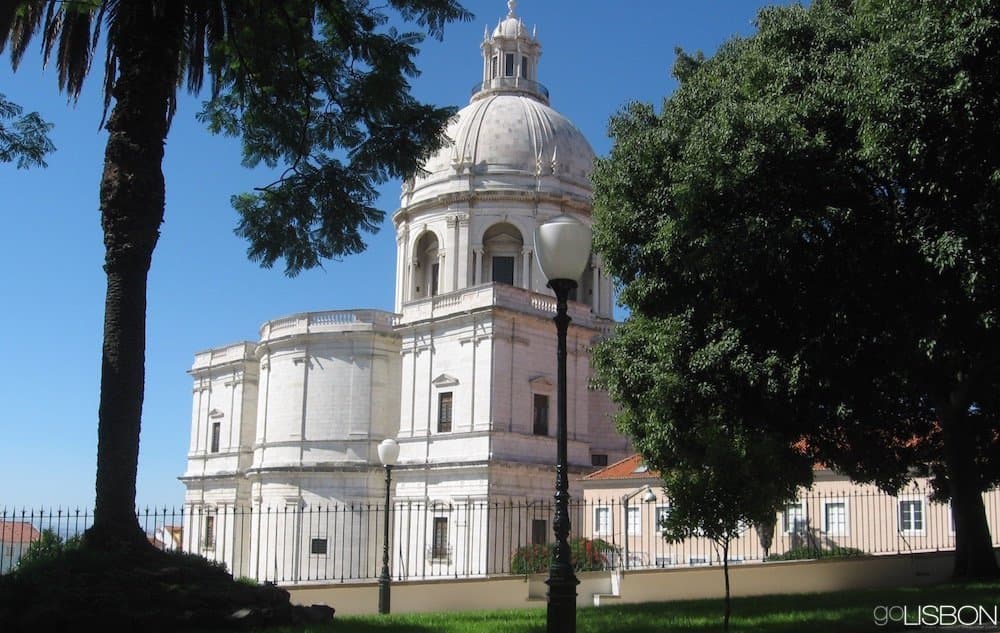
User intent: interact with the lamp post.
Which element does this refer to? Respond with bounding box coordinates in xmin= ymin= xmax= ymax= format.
xmin=534 ymin=213 xmax=591 ymax=633
xmin=622 ymin=485 xmax=657 ymax=572
xmin=377 ymin=437 xmax=399 ymax=615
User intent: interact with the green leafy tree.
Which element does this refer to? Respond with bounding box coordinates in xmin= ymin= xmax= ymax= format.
xmin=657 ymin=434 xmax=802 ymax=633
xmin=17 ymin=530 xmax=82 ymax=571
xmin=0 ymin=93 xmax=53 ymax=168
xmin=594 ymin=314 xmax=807 ymax=629
xmin=594 ymin=308 xmax=807 ymax=630
xmin=592 ymin=0 xmax=1000 ymax=579
xmin=1 ymin=0 xmax=470 ymax=551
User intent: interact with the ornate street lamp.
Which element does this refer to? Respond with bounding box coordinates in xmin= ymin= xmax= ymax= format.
xmin=377 ymin=437 xmax=400 ymax=615
xmin=534 ymin=213 xmax=591 ymax=633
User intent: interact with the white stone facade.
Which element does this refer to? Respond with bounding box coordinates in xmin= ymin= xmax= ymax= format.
xmin=181 ymin=2 xmax=630 ymax=582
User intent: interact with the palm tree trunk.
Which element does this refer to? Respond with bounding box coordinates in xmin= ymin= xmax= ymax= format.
xmin=85 ymin=4 xmax=184 ymax=552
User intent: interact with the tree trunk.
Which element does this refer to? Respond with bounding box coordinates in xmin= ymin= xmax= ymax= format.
xmin=85 ymin=4 xmax=184 ymax=552
xmin=941 ymin=405 xmax=998 ymax=579
xmin=722 ymin=541 xmax=731 ymax=633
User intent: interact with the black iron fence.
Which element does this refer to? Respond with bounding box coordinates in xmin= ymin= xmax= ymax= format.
xmin=3 ymin=484 xmax=998 ymax=582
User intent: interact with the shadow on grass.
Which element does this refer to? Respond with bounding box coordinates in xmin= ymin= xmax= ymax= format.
xmin=257 ymin=580 xmax=1000 ymax=633
xmin=579 ymin=582 xmax=1000 ymax=633
xmin=268 ymin=609 xmax=544 ymax=633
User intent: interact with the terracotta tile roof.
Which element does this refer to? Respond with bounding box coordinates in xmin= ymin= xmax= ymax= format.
xmin=584 ymin=453 xmax=831 ymax=482
xmin=582 ymin=454 xmax=661 ymax=481
xmin=0 ymin=521 xmax=40 ymax=544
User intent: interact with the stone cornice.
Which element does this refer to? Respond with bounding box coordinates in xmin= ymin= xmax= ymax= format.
xmin=393 ymin=188 xmax=591 ymax=226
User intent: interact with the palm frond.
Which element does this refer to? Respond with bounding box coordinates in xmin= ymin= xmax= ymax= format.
xmin=98 ymin=0 xmax=120 ymax=125
xmin=57 ymin=6 xmax=95 ymax=99
xmin=7 ymin=1 xmax=47 ymax=69
xmin=40 ymin=2 xmax=60 ymax=67
xmin=0 ymin=1 xmax=22 ymax=54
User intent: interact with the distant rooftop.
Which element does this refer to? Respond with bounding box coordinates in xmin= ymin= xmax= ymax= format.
xmin=0 ymin=521 xmax=40 ymax=544
xmin=582 ymin=454 xmax=659 ymax=481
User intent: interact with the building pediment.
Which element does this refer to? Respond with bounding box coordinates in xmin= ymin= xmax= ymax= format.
xmin=432 ymin=373 xmax=460 ymax=388
xmin=529 ymin=375 xmax=553 ymax=392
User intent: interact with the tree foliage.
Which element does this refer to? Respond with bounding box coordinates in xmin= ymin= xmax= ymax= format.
xmin=17 ymin=530 xmax=82 ymax=572
xmin=0 ymin=94 xmax=54 ymax=168
xmin=592 ymin=0 xmax=1000 ymax=579
xmin=595 ymin=311 xmax=808 ymax=630
xmin=510 ymin=538 xmax=617 ymax=575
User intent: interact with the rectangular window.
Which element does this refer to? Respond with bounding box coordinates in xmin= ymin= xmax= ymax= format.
xmin=520 ymin=56 xmax=528 ymax=78
xmin=783 ymin=501 xmax=806 ymax=534
xmin=491 ymin=56 xmax=498 ymax=78
xmin=591 ymin=454 xmax=608 ymax=467
xmin=505 ymin=53 xmax=515 ymax=76
xmin=210 ymin=421 xmax=221 ymax=453
xmin=531 ymin=519 xmax=547 ymax=546
xmin=689 ymin=556 xmax=708 ymax=566
xmin=432 ymin=517 xmax=449 ymax=559
xmin=203 ymin=515 xmax=215 ymax=548
xmin=899 ymin=499 xmax=924 ymax=534
xmin=655 ymin=555 xmax=674 ymax=568
xmin=627 ymin=506 xmax=641 ymax=535
xmin=824 ymin=501 xmax=847 ymax=536
xmin=594 ymin=507 xmax=610 ymax=535
xmin=310 ymin=538 xmax=328 ymax=555
xmin=431 ymin=262 xmax=440 ymax=297
xmin=532 ymin=394 xmax=549 ymax=436
xmin=492 ymin=256 xmax=515 ymax=285
xmin=438 ymin=392 xmax=453 ymax=432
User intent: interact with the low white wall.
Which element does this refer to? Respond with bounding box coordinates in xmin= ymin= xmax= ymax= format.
xmin=288 ymin=575 xmax=531 ymax=616
xmin=615 ymin=552 xmax=953 ymax=605
xmin=285 ymin=551 xmax=959 ymax=616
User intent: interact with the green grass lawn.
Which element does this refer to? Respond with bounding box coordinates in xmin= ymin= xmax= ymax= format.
xmin=261 ymin=581 xmax=1000 ymax=633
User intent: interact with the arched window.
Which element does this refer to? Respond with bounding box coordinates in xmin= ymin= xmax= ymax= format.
xmin=482 ymin=223 xmax=523 ymax=287
xmin=412 ymin=231 xmax=440 ymax=300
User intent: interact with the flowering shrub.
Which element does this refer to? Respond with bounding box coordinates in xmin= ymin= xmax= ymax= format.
xmin=510 ymin=537 xmax=617 ymax=574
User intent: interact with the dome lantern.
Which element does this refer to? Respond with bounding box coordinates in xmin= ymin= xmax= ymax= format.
xmin=474 ymin=1 xmax=547 ymax=104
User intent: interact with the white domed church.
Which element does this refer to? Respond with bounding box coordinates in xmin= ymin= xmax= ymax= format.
xmin=181 ymin=1 xmax=629 ymax=582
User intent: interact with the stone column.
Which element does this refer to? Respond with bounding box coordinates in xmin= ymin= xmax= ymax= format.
xmin=395 ymin=233 xmax=407 ymax=311
xmin=447 ymin=215 xmax=460 ymax=293
xmin=522 ymin=246 xmax=532 ymax=291
xmin=473 ymin=246 xmax=484 ymax=285
xmin=591 ymin=259 xmax=600 ymax=312
xmin=457 ymin=214 xmax=470 ymax=289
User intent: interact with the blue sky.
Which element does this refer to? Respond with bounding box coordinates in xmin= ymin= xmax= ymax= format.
xmin=0 ymin=1 xmax=782 ymax=509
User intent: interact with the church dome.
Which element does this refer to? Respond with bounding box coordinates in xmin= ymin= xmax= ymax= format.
xmin=493 ymin=15 xmax=529 ymax=40
xmin=402 ymin=1 xmax=594 ymax=209
xmin=404 ymin=94 xmax=595 ymax=206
